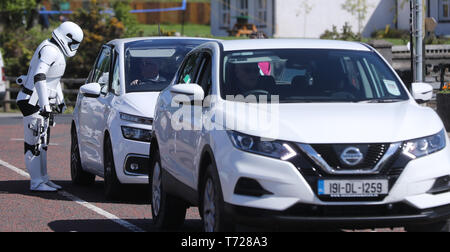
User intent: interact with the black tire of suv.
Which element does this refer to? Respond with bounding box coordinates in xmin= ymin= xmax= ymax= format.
xmin=150 ymin=149 xmax=187 ymax=230
xmin=70 ymin=126 xmax=95 ymax=185
xmin=405 ymin=220 xmax=450 ymax=232
xmin=201 ymin=163 xmax=235 ymax=232
xmin=104 ymin=137 xmax=123 ymax=200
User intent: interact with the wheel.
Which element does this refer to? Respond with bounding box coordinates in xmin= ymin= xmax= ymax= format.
xmin=150 ymin=149 xmax=187 ymax=230
xmin=70 ymin=126 xmax=95 ymax=185
xmin=104 ymin=137 xmax=123 ymax=200
xmin=201 ymin=163 xmax=235 ymax=232
xmin=405 ymin=220 xmax=450 ymax=232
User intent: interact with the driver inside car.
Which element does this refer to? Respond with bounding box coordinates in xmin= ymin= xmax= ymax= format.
xmin=130 ymin=58 xmax=167 ymax=86
xmin=233 ymin=63 xmax=260 ymax=95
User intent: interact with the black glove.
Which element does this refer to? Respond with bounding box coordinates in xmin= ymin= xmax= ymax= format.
xmin=39 ymin=105 xmax=52 ymax=118
xmin=55 ymin=103 xmax=66 ymax=114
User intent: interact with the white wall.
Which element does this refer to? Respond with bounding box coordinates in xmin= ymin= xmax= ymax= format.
xmin=274 ymin=0 xmax=397 ymax=38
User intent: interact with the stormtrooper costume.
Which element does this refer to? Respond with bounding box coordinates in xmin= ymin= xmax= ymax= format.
xmin=16 ymin=21 xmax=83 ymax=192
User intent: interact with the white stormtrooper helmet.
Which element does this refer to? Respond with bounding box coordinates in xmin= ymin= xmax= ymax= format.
xmin=52 ymin=21 xmax=84 ymax=58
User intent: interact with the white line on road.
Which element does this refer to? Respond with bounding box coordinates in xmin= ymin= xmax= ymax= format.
xmin=0 ymin=158 xmax=145 ymax=232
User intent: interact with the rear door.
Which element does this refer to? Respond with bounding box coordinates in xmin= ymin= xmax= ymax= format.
xmin=165 ymin=52 xmax=204 ymax=187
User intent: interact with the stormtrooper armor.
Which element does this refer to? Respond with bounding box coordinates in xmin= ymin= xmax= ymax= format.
xmin=16 ymin=21 xmax=83 ymax=192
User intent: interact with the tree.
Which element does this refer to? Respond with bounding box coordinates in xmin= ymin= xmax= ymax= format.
xmin=296 ymin=0 xmax=314 ymax=38
xmin=112 ymin=0 xmax=141 ymax=37
xmin=341 ymin=0 xmax=371 ymax=36
xmin=0 ymin=0 xmax=37 ymax=30
xmin=66 ymin=0 xmax=125 ymax=78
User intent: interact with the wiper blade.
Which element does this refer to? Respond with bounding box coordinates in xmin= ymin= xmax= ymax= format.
xmin=356 ymin=98 xmax=405 ymax=103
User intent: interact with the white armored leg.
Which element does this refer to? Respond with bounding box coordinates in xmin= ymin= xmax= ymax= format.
xmin=23 ymin=113 xmax=56 ymax=192
xmin=40 ymin=118 xmax=62 ymax=190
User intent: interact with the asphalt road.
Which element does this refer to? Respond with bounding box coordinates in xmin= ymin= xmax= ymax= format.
xmin=0 ymin=114 xmax=202 ymax=232
xmin=0 ymin=113 xmax=405 ymax=232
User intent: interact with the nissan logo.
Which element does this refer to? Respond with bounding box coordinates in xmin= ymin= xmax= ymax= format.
xmin=340 ymin=147 xmax=364 ymax=166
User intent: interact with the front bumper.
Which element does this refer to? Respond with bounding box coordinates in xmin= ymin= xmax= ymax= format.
xmin=213 ymin=132 xmax=450 ymax=226
xmin=225 ymin=202 xmax=450 ymax=229
xmin=109 ymin=119 xmax=151 ymax=184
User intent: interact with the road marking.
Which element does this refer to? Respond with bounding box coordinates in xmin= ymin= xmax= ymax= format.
xmin=0 ymin=158 xmax=145 ymax=232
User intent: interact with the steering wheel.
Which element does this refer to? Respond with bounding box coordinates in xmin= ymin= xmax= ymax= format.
xmin=243 ymin=89 xmax=270 ymax=97
xmin=331 ymin=91 xmax=356 ymax=100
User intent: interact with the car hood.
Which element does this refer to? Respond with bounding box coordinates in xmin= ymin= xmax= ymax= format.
xmin=119 ymin=92 xmax=160 ymax=118
xmin=216 ymin=101 xmax=444 ymax=144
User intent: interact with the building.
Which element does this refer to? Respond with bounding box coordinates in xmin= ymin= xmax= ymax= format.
xmin=211 ymin=0 xmax=450 ymax=38
xmin=398 ymin=0 xmax=450 ymax=37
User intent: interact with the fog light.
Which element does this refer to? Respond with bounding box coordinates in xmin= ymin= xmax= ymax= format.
xmin=130 ymin=163 xmax=139 ymax=171
xmin=428 ymin=176 xmax=450 ymax=195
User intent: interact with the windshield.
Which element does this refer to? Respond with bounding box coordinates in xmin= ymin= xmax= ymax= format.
xmin=124 ymin=39 xmax=210 ymax=93
xmin=221 ymin=49 xmax=409 ymax=103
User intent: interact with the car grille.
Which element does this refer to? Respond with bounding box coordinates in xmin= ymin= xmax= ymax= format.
xmin=310 ymin=143 xmax=389 ymax=170
xmin=289 ymin=142 xmax=410 ymax=202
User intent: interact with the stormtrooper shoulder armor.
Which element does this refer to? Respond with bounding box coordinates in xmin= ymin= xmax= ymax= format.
xmin=38 ymin=45 xmax=59 ymax=67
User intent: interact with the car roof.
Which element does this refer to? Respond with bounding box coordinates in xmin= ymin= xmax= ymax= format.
xmin=107 ymin=37 xmax=218 ymax=47
xmin=219 ymin=39 xmax=371 ymax=52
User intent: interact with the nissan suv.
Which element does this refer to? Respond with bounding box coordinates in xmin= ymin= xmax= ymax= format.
xmin=149 ymin=39 xmax=450 ymax=232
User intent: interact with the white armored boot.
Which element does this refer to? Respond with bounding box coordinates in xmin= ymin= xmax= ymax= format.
xmin=24 ymin=115 xmax=56 ymax=192
xmin=25 ymin=149 xmax=56 ymax=192
xmin=40 ymin=147 xmax=62 ymax=190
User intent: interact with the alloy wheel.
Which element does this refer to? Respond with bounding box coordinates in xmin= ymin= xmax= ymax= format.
xmin=203 ymin=178 xmax=216 ymax=232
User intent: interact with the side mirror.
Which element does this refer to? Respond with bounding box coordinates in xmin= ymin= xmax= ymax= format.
xmin=412 ymin=82 xmax=433 ymax=104
xmin=80 ymin=83 xmax=102 ymax=98
xmin=170 ymin=84 xmax=205 ymax=104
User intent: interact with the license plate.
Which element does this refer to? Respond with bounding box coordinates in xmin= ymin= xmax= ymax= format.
xmin=318 ymin=180 xmax=389 ymax=198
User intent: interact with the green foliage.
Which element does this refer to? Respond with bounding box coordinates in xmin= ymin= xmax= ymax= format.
xmin=341 ymin=0 xmax=370 ymax=35
xmin=66 ymin=0 xmax=126 ymax=78
xmin=320 ymin=23 xmax=360 ymax=41
xmin=0 ymin=0 xmax=37 ymax=29
xmin=0 ymin=25 xmax=52 ymax=76
xmin=371 ymin=26 xmax=409 ymax=40
xmin=112 ymin=0 xmax=142 ymax=37
xmin=0 ymin=0 xmax=128 ymax=79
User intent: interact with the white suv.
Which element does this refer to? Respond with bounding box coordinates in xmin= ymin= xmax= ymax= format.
xmin=150 ymin=39 xmax=450 ymax=232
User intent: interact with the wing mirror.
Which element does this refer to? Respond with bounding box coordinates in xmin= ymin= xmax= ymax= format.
xmin=412 ymin=82 xmax=433 ymax=104
xmin=170 ymin=84 xmax=205 ymax=104
xmin=80 ymin=83 xmax=102 ymax=98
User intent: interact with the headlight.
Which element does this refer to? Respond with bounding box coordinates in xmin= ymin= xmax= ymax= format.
xmin=403 ymin=129 xmax=446 ymax=159
xmin=121 ymin=126 xmax=152 ymax=142
xmin=120 ymin=112 xmax=153 ymax=125
xmin=227 ymin=131 xmax=297 ymax=161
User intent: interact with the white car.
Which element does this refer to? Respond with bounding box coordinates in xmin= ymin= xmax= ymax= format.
xmin=71 ymin=37 xmax=213 ymax=199
xmin=150 ymin=39 xmax=450 ymax=231
xmin=0 ymin=50 xmax=6 ymax=101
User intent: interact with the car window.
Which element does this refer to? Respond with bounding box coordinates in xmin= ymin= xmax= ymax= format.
xmin=221 ymin=49 xmax=409 ymax=103
xmin=92 ymin=46 xmax=112 ymax=93
xmin=124 ymin=39 xmax=210 ymax=93
xmin=178 ymin=53 xmax=203 ymax=84
xmin=197 ymin=53 xmax=212 ymax=96
xmin=110 ymin=51 xmax=120 ymax=96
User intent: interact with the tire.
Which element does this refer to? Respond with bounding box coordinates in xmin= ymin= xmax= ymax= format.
xmin=104 ymin=137 xmax=123 ymax=200
xmin=150 ymin=149 xmax=187 ymax=230
xmin=405 ymin=220 xmax=450 ymax=232
xmin=201 ymin=163 xmax=235 ymax=232
xmin=71 ymin=126 xmax=95 ymax=185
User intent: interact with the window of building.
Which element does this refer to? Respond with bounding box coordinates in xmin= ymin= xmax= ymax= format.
xmin=440 ymin=0 xmax=450 ymax=21
xmin=220 ymin=0 xmax=231 ymax=28
xmin=257 ymin=0 xmax=268 ymax=28
xmin=239 ymin=0 xmax=249 ymax=16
